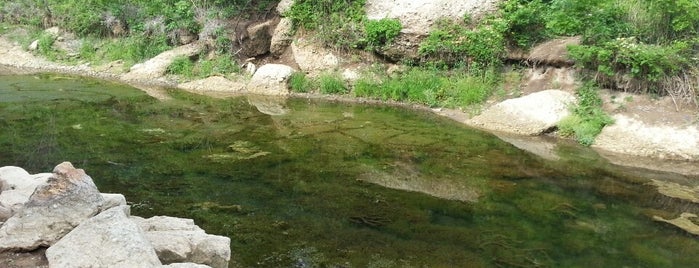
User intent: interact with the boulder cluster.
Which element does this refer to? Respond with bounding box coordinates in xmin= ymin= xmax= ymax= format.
xmin=0 ymin=162 xmax=230 ymax=268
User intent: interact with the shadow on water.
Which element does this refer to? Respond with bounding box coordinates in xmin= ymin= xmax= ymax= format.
xmin=2 ymin=74 xmax=699 ymax=267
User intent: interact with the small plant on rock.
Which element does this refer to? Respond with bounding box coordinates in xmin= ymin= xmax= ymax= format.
xmin=365 ymin=18 xmax=402 ymax=49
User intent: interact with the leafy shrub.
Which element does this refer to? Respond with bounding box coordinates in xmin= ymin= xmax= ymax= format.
xmin=286 ymin=0 xmax=367 ymax=49
xmin=102 ymin=34 xmax=171 ymax=66
xmin=365 ymin=18 xmax=402 ymax=48
xmin=318 ymin=73 xmax=347 ymax=94
xmin=167 ymin=55 xmax=195 ymax=77
xmin=36 ymin=33 xmax=57 ymax=57
xmin=419 ymin=19 xmax=506 ymax=69
xmin=558 ymin=83 xmax=613 ymax=146
xmin=568 ymin=37 xmax=690 ymax=92
xmin=500 ymin=0 xmax=549 ymax=48
xmin=289 ymin=72 xmax=313 ymax=93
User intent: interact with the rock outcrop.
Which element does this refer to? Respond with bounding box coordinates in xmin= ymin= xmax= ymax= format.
xmin=122 ymin=42 xmax=204 ymax=82
xmin=593 ymin=114 xmax=699 ymax=160
xmin=364 ymin=0 xmax=501 ymax=60
xmin=45 ymin=206 xmax=162 ymax=267
xmin=241 ymin=20 xmax=275 ymax=58
xmin=291 ymin=39 xmax=339 ymax=73
xmin=178 ymin=76 xmax=246 ymax=94
xmin=0 ymin=166 xmax=51 ymax=220
xmin=0 ymin=162 xmax=104 ymax=251
xmin=132 ymin=216 xmax=231 ymax=268
xmin=270 ymin=18 xmax=294 ymax=56
xmin=467 ymin=90 xmax=576 ymax=135
xmin=247 ymin=64 xmax=295 ymax=95
xmin=0 ymin=163 xmax=231 ymax=267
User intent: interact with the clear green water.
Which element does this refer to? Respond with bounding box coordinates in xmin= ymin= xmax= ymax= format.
xmin=2 ymin=74 xmax=699 ymax=267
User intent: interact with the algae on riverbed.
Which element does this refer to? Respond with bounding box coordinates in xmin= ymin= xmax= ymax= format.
xmin=2 ymin=74 xmax=699 ymax=267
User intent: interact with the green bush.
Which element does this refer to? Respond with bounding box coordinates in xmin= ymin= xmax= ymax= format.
xmin=365 ymin=18 xmax=402 ymax=48
xmin=558 ymin=83 xmax=613 ymax=146
xmin=166 ymin=55 xmax=195 ymax=77
xmin=289 ymin=72 xmax=313 ymax=93
xmin=568 ymin=37 xmax=690 ymax=92
xmin=500 ymin=0 xmax=549 ymax=48
xmin=286 ymin=0 xmax=367 ymax=49
xmin=419 ymin=19 xmax=506 ymax=69
xmin=197 ymin=55 xmax=240 ymax=77
xmin=318 ymin=73 xmax=347 ymax=94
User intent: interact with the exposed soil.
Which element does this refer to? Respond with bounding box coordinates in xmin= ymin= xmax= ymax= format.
xmin=0 ymin=248 xmax=49 ymax=268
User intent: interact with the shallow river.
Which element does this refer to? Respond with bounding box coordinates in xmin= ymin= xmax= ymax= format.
xmin=2 ymin=74 xmax=699 ymax=267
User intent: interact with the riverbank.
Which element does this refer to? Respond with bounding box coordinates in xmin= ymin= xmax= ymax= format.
xmin=1 ymin=34 xmax=698 ymax=176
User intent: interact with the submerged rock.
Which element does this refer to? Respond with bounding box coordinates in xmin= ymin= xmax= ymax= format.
xmin=653 ymin=213 xmax=699 ymax=236
xmin=45 ymin=206 xmax=162 ymax=267
xmin=648 ymin=179 xmax=699 ymax=203
xmin=0 ymin=162 xmax=104 ymax=251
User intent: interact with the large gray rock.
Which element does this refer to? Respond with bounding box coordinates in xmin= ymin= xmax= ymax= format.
xmin=0 ymin=162 xmax=105 ymax=251
xmin=365 ymin=0 xmax=501 ymax=60
xmin=132 ymin=216 xmax=231 ymax=268
xmin=247 ymin=64 xmax=294 ymax=96
xmin=241 ymin=20 xmax=274 ymax=58
xmin=101 ymin=193 xmax=127 ymax=211
xmin=291 ymin=39 xmax=339 ymax=73
xmin=0 ymin=166 xmax=51 ymax=218
xmin=178 ymin=76 xmax=246 ymax=93
xmin=122 ymin=42 xmax=204 ymax=81
xmin=46 ymin=206 xmax=162 ymax=268
xmin=467 ymin=90 xmax=576 ymax=135
xmin=276 ymin=0 xmax=294 ymax=14
xmin=365 ymin=0 xmax=501 ymax=36
xmin=593 ymin=114 xmax=699 ymax=160
xmin=270 ymin=18 xmax=294 ymax=56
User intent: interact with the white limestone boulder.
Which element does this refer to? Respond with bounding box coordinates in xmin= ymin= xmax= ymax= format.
xmin=467 ymin=90 xmax=576 ymax=135
xmin=46 ymin=206 xmax=162 ymax=268
xmin=0 ymin=162 xmax=105 ymax=251
xmin=247 ymin=64 xmax=295 ymax=96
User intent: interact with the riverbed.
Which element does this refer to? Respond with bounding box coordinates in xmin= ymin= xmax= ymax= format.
xmin=2 ymin=74 xmax=699 ymax=267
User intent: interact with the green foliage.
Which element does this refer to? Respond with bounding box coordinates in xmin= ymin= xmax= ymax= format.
xmin=102 ymin=34 xmax=171 ymax=66
xmin=286 ymin=0 xmax=366 ymax=30
xmin=558 ymin=83 xmax=613 ymax=146
xmin=286 ymin=0 xmax=367 ymax=50
xmin=419 ymin=19 xmax=506 ymax=69
xmin=365 ymin=18 xmax=402 ymax=48
xmin=167 ymin=54 xmax=240 ymax=79
xmin=500 ymin=0 xmax=549 ymax=48
xmin=568 ymin=37 xmax=690 ymax=91
xmin=318 ymin=73 xmax=347 ymax=94
xmin=36 ymin=33 xmax=57 ymax=57
xmin=354 ymin=67 xmax=497 ymax=108
xmin=197 ymin=55 xmax=240 ymax=77
xmin=167 ymin=55 xmax=195 ymax=77
xmin=289 ymin=72 xmax=313 ymax=93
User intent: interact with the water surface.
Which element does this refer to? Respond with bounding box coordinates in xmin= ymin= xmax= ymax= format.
xmin=1 ymin=74 xmax=699 ymax=267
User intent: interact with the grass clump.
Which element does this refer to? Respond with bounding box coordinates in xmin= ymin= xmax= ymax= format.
xmin=318 ymin=73 xmax=347 ymax=94
xmin=354 ymin=67 xmax=497 ymax=108
xmin=558 ymin=83 xmax=614 ymax=146
xmin=166 ymin=54 xmax=240 ymax=79
xmin=289 ymin=72 xmax=313 ymax=93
